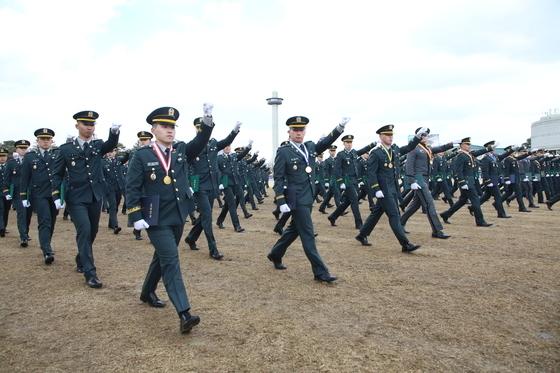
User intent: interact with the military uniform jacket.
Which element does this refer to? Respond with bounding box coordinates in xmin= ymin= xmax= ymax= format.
xmin=431 ymin=155 xmax=449 ymax=181
xmin=20 ymin=149 xmax=58 ymax=199
xmin=357 ymin=157 xmax=368 ymax=184
xmin=453 ymin=148 xmax=489 ymax=188
xmin=367 ymin=137 xmax=420 ymax=195
xmin=217 ymin=147 xmax=250 ymax=187
xmin=323 ymin=156 xmax=336 ymax=184
xmin=503 ymin=153 xmax=529 ymax=183
xmin=273 ymin=126 xmax=344 ymax=207
xmin=480 ymin=149 xmax=512 ymax=185
xmin=2 ymin=157 xmax=24 ymax=197
xmin=52 ymin=130 xmax=119 ymax=204
xmin=190 ymin=130 xmax=238 ymax=193
xmin=530 ymin=158 xmax=542 ymax=181
xmin=1 ymin=161 xmax=12 ymax=196
xmin=126 ymin=123 xmax=213 ymax=226
xmin=103 ymin=157 xmax=126 ymax=192
xmin=405 ymin=142 xmax=453 ymax=184
xmin=334 ymin=143 xmax=375 ymax=185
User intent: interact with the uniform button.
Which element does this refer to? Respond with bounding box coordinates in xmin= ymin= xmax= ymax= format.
xmin=173 ymin=179 xmax=177 ymax=182
xmin=89 ymin=180 xmax=93 ymax=183
xmin=175 ymin=188 xmax=179 ymax=192
xmin=86 ymin=158 xmax=89 ymax=161
xmin=176 ymin=197 xmax=180 ymax=200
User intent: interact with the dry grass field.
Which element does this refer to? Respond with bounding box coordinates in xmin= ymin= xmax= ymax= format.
xmin=0 ymin=197 xmax=559 ymax=372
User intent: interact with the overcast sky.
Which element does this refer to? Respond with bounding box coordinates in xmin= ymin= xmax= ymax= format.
xmin=1 ymin=0 xmax=559 ymax=159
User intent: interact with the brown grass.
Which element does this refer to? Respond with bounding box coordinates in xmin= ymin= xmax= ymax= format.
xmin=0 ymin=197 xmax=559 ymax=372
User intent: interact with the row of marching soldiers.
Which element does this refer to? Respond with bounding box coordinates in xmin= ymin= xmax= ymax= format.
xmin=0 ymin=103 xmax=272 ymax=334
xmin=283 ymin=129 xmax=560 ymax=248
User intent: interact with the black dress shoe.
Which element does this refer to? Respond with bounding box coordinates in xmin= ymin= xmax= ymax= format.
xmin=140 ymin=292 xmax=166 ymax=308
xmin=0 ymin=229 xmax=5 ymax=237
xmin=497 ymin=215 xmax=512 ymax=218
xmin=210 ymin=250 xmax=224 ymax=260
xmin=179 ymin=311 xmax=200 ymax=334
xmin=467 ymin=206 xmax=474 ymax=216
xmin=20 ymin=239 xmax=28 ymax=248
xmin=113 ymin=227 xmax=122 ymax=234
xmin=476 ymin=222 xmax=493 ymax=227
xmin=355 ymin=235 xmax=372 ymax=246
xmin=244 ymin=213 xmax=253 ymax=219
xmin=273 ymin=227 xmax=283 ymax=235
xmin=272 ymin=210 xmax=280 ymax=220
xmin=234 ymin=226 xmax=245 ymax=233
xmin=133 ymin=229 xmax=143 ymax=240
xmin=546 ymin=202 xmax=553 ymax=210
xmin=318 ymin=208 xmax=327 ymax=214
xmin=327 ymin=203 xmax=334 ymax=208
xmin=216 ymin=222 xmax=225 ymax=229
xmin=184 ymin=236 xmax=199 ymax=250
xmin=402 ymin=242 xmax=421 ymax=253
xmin=86 ymin=277 xmax=103 ymax=289
xmin=439 ymin=213 xmax=450 ymax=224
xmin=327 ymin=216 xmax=337 ymax=226
xmin=267 ymin=253 xmax=287 ymax=270
xmin=44 ymin=253 xmax=55 ymax=265
xmin=314 ymin=273 xmax=337 ymax=283
xmin=432 ymin=231 xmax=450 ymax=239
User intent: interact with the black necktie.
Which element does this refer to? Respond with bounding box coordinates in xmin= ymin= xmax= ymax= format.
xmin=83 ymin=142 xmax=89 ymax=151
xmin=165 ymin=148 xmax=170 ymax=161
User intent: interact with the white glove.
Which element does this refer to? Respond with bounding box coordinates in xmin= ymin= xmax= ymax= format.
xmin=487 ymin=183 xmax=494 ymax=187
xmin=22 ymin=199 xmax=31 ymax=208
xmin=436 ymin=178 xmax=443 ymax=182
xmin=532 ymin=178 xmax=538 ymax=182
xmin=110 ymin=123 xmax=121 ymax=134
xmin=218 ymin=184 xmax=224 ymax=190
xmin=336 ymin=117 xmax=350 ymax=131
xmin=279 ymin=204 xmax=291 ymax=213
xmin=54 ymin=199 xmax=64 ymax=210
xmin=415 ymin=127 xmax=429 ymax=139
xmin=375 ymin=190 xmax=384 ymax=199
xmin=203 ymin=102 xmax=213 ymax=117
xmin=248 ymin=140 xmax=254 ymax=148
xmin=315 ymin=180 xmax=319 ymax=184
xmin=461 ymin=184 xmax=469 ymax=190
xmin=325 ymin=182 xmax=330 ymax=188
xmin=255 ymin=150 xmax=259 ymax=156
xmin=133 ymin=219 xmax=150 ymax=231
xmin=340 ymin=183 xmax=346 ymax=190
xmin=233 ymin=121 xmax=242 ymax=133
xmin=505 ymin=180 xmax=511 ymax=185
xmin=411 ymin=182 xmax=421 ymax=190
xmin=358 ymin=182 xmax=364 ymax=188
xmin=189 ymin=187 xmax=194 ymax=194
xmin=5 ymin=195 xmax=12 ymax=201
xmin=523 ymin=177 xmax=529 ymax=182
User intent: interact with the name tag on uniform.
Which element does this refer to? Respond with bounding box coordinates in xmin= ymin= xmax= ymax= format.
xmin=147 ymin=162 xmax=159 ymax=166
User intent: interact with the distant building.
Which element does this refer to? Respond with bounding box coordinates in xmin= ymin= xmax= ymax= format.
xmin=532 ymin=112 xmax=560 ymax=151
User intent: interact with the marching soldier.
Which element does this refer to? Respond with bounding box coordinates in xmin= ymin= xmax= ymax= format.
xmin=3 ymin=140 xmax=33 ymax=247
xmin=102 ymin=149 xmax=126 ymax=234
xmin=266 ymin=116 xmax=348 ymax=282
xmin=501 ymin=148 xmax=531 ymax=212
xmin=431 ymin=150 xmax=456 ymax=207
xmin=215 ymin=142 xmax=252 ymax=231
xmin=479 ymin=142 xmax=513 ymax=218
xmin=439 ymin=138 xmax=493 ymax=226
xmin=355 ymin=125 xmax=425 ymax=251
xmin=128 ymin=131 xmax=154 ymax=240
xmin=127 ymin=104 xmax=215 ymax=334
xmin=0 ymin=147 xmax=9 ymax=237
xmin=327 ymin=136 xmax=375 ymax=229
xmin=318 ymin=145 xmax=340 ymax=213
xmin=52 ymin=110 xmax=120 ymax=288
xmin=20 ymin=129 xmax=60 ymax=264
xmin=400 ymin=128 xmax=455 ymax=239
xmin=184 ymin=119 xmax=241 ymax=260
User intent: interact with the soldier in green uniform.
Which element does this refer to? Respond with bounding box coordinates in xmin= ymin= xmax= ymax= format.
xmin=327 ymin=136 xmax=375 ymax=229
xmin=127 ymin=104 xmax=214 ymax=334
xmin=184 ymin=119 xmax=240 ymax=260
xmin=20 ymin=129 xmax=60 ymax=264
xmin=266 ymin=116 xmax=349 ymax=283
xmin=355 ymin=125 xmax=425 ymax=251
xmin=52 ymin=110 xmax=120 ymax=288
xmin=102 ymin=149 xmax=126 ymax=234
xmin=318 ymin=145 xmax=340 ymax=212
xmin=0 ymin=147 xmax=9 ymax=237
xmin=439 ymin=138 xmax=493 ymax=226
xmin=479 ymin=143 xmax=513 ymax=218
xmin=3 ymin=140 xmax=33 ymax=247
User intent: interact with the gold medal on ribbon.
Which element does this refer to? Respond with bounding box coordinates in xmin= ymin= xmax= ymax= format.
xmin=305 ymin=166 xmax=312 ymax=173
xmin=163 ymin=175 xmax=172 ymax=184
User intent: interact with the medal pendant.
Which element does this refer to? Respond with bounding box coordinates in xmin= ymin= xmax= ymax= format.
xmin=71 ymin=161 xmax=76 ymax=167
xmin=388 ymin=163 xmax=393 ymax=168
xmin=163 ymin=175 xmax=172 ymax=184
xmin=150 ymin=173 xmax=156 ymax=181
xmin=305 ymin=166 xmax=312 ymax=173
xmin=293 ymin=165 xmax=298 ymax=170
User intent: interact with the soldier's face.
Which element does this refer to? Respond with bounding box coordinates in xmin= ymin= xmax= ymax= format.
xmin=329 ymin=149 xmax=336 ymax=157
xmin=15 ymin=147 xmax=27 ymax=156
xmin=139 ymin=139 xmax=151 ymax=146
xmin=460 ymin=143 xmax=470 ymax=151
xmin=36 ymin=137 xmax=53 ymax=150
xmin=288 ymin=128 xmax=305 ymax=143
xmin=380 ymin=134 xmax=393 ymax=146
xmin=343 ymin=141 xmax=352 ymax=150
xmin=76 ymin=121 xmax=95 ymax=139
xmin=224 ymin=145 xmax=231 ymax=154
xmin=151 ymin=123 xmax=176 ymax=145
xmin=0 ymin=155 xmax=7 ymax=163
